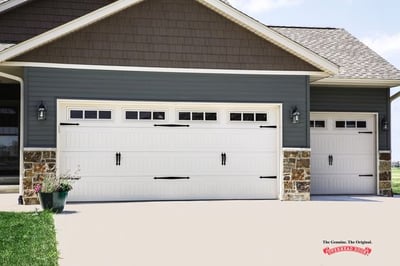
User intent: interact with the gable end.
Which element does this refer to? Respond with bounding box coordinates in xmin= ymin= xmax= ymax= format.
xmin=11 ymin=0 xmax=319 ymax=72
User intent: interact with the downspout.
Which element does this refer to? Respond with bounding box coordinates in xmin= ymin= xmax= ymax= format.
xmin=390 ymin=91 xmax=400 ymax=103
xmin=0 ymin=71 xmax=24 ymax=203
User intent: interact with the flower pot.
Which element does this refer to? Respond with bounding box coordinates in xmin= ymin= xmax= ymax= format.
xmin=38 ymin=191 xmax=68 ymax=213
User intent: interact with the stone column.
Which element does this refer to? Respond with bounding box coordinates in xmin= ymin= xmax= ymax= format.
xmin=378 ymin=151 xmax=392 ymax=196
xmin=283 ymin=149 xmax=311 ymax=201
xmin=23 ymin=149 xmax=56 ymax=205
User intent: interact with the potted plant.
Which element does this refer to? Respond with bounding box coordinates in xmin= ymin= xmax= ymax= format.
xmin=34 ymin=170 xmax=80 ymax=213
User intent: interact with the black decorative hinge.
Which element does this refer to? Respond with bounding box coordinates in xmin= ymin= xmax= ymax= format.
xmin=60 ymin=123 xmax=80 ymax=126
xmin=154 ymin=124 xmax=190 ymax=127
xmin=154 ymin=176 xmax=190 ymax=180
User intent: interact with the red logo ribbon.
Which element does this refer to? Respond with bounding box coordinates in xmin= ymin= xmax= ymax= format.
xmin=323 ymin=246 xmax=372 ymax=256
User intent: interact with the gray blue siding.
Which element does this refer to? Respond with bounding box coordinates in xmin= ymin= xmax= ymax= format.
xmin=24 ymin=67 xmax=310 ymax=148
xmin=310 ymin=87 xmax=391 ymax=150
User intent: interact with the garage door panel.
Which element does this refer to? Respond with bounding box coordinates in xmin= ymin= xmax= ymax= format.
xmin=312 ymin=154 xmax=374 ymax=174
xmin=311 ymin=174 xmax=375 ymax=195
xmin=68 ymin=175 xmax=278 ymax=201
xmin=311 ymin=134 xmax=374 ymax=154
xmin=60 ymin=127 xmax=277 ymax=152
xmin=60 ymin=151 xmax=277 ymax=177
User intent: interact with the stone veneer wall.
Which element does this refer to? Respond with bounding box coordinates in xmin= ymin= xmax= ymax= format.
xmin=283 ymin=149 xmax=311 ymax=201
xmin=379 ymin=151 xmax=392 ymax=196
xmin=23 ymin=150 xmax=56 ymax=205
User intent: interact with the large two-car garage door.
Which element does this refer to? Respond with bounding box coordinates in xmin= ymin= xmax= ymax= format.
xmin=310 ymin=113 xmax=377 ymax=195
xmin=58 ymin=100 xmax=281 ymax=201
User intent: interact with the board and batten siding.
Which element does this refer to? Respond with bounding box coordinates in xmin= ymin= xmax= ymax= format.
xmin=310 ymin=87 xmax=391 ymax=150
xmin=24 ymin=67 xmax=310 ymax=148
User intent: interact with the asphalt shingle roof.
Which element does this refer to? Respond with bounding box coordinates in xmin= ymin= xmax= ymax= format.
xmin=270 ymin=26 xmax=400 ymax=80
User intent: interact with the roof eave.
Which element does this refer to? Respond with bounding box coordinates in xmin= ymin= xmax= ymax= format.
xmin=311 ymin=77 xmax=400 ymax=88
xmin=0 ymin=0 xmax=33 ymax=14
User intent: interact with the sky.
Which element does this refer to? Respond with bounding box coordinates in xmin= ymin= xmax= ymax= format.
xmin=229 ymin=0 xmax=400 ymax=161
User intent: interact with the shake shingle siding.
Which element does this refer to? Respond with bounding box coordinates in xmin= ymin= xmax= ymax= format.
xmin=14 ymin=0 xmax=318 ymax=71
xmin=0 ymin=0 xmax=113 ymax=43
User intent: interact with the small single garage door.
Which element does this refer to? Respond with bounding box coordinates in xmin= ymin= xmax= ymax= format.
xmin=58 ymin=100 xmax=281 ymax=201
xmin=310 ymin=113 xmax=377 ymax=195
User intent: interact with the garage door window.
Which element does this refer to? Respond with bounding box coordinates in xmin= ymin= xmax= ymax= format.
xmin=178 ymin=112 xmax=217 ymax=121
xmin=310 ymin=120 xmax=326 ymax=128
xmin=69 ymin=110 xmax=112 ymax=120
xmin=230 ymin=112 xmax=268 ymax=122
xmin=336 ymin=120 xmax=367 ymax=129
xmin=125 ymin=111 xmax=166 ymax=121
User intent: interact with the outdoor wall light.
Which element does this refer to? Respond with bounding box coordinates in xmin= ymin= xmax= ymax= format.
xmin=37 ymin=102 xmax=47 ymax=121
xmin=381 ymin=117 xmax=389 ymax=131
xmin=291 ymin=107 xmax=300 ymax=124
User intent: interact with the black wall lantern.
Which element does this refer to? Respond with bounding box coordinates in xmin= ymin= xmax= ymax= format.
xmin=291 ymin=107 xmax=300 ymax=124
xmin=37 ymin=102 xmax=47 ymax=121
xmin=381 ymin=117 xmax=389 ymax=131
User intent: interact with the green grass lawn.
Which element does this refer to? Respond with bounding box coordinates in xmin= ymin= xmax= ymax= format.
xmin=392 ymin=168 xmax=400 ymax=195
xmin=0 ymin=211 xmax=58 ymax=266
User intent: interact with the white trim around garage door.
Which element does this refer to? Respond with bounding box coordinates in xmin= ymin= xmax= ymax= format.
xmin=57 ymin=99 xmax=283 ymax=201
xmin=310 ymin=112 xmax=379 ymax=195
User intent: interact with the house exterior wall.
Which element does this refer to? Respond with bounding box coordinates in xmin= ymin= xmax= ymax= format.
xmin=0 ymin=0 xmax=113 ymax=43
xmin=14 ymin=0 xmax=318 ymax=72
xmin=24 ymin=67 xmax=310 ymax=149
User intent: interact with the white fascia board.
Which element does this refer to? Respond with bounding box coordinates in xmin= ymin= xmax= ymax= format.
xmin=0 ymin=43 xmax=15 ymax=52
xmin=0 ymin=0 xmax=145 ymax=62
xmin=312 ymin=77 xmax=400 ymax=88
xmin=1 ymin=61 xmax=330 ymax=78
xmin=0 ymin=0 xmax=32 ymax=14
xmin=197 ymin=0 xmax=339 ymax=75
xmin=391 ymin=91 xmax=400 ymax=103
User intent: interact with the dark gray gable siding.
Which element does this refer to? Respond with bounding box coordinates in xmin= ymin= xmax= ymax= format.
xmin=15 ymin=0 xmax=318 ymax=72
xmin=24 ymin=67 xmax=310 ymax=148
xmin=0 ymin=0 xmax=113 ymax=43
xmin=310 ymin=87 xmax=390 ymax=150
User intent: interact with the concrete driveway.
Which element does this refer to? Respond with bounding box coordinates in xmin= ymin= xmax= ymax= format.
xmin=1 ymin=194 xmax=400 ymax=266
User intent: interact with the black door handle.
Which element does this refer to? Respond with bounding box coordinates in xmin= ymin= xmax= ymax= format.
xmin=116 ymin=152 xmax=121 ymax=166
xmin=221 ymin=153 xmax=227 ymax=166
xmin=328 ymin=155 xmax=333 ymax=166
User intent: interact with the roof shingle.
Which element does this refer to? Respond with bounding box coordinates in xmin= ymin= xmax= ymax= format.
xmin=270 ymin=26 xmax=400 ymax=80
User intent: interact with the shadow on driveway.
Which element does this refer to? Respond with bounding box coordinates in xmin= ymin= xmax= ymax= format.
xmin=311 ymin=195 xmax=383 ymax=202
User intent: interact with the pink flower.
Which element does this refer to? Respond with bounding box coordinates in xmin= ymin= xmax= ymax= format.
xmin=34 ymin=184 xmax=42 ymax=193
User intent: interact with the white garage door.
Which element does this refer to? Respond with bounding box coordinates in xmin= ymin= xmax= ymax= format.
xmin=57 ymin=100 xmax=281 ymax=201
xmin=310 ymin=113 xmax=376 ymax=195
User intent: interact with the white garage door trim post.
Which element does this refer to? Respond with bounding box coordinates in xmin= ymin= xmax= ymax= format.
xmin=374 ymin=113 xmax=379 ymax=195
xmin=56 ymin=99 xmax=283 ymax=201
xmin=310 ymin=112 xmax=379 ymax=195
